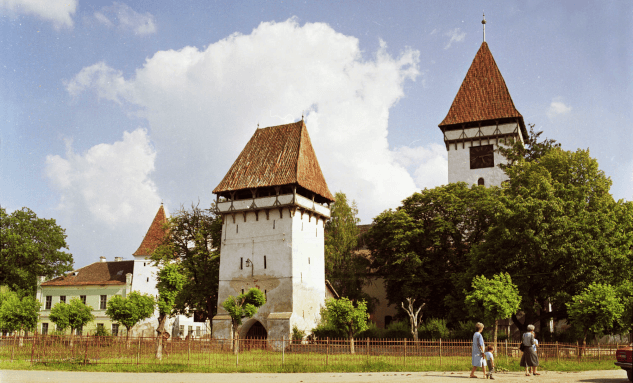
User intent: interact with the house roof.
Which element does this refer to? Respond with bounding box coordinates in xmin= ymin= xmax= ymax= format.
xmin=133 ymin=204 xmax=168 ymax=257
xmin=439 ymin=42 xmax=526 ymax=137
xmin=213 ymin=120 xmax=334 ymax=202
xmin=41 ymin=260 xmax=134 ymax=286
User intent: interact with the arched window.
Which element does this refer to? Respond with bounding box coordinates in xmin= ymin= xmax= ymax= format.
xmin=478 ymin=177 xmax=485 ymax=186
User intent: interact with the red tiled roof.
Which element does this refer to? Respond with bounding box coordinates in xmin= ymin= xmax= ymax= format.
xmin=133 ymin=205 xmax=168 ymax=256
xmin=439 ymin=42 xmax=525 ymax=133
xmin=213 ymin=121 xmax=334 ymax=202
xmin=41 ymin=261 xmax=134 ymax=286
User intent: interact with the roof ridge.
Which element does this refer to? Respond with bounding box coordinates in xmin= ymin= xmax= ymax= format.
xmin=133 ymin=205 xmax=168 ymax=257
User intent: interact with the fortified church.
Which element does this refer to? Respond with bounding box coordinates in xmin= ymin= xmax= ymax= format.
xmin=208 ymin=18 xmax=529 ymax=341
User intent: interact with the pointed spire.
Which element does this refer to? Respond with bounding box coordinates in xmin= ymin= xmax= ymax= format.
xmin=133 ymin=205 xmax=168 ymax=257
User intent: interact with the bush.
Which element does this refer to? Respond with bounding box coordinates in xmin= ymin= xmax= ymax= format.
xmin=452 ymin=320 xmax=477 ymax=340
xmin=384 ymin=321 xmax=411 ymax=339
xmin=94 ymin=326 xmax=111 ymax=337
xmin=311 ymin=323 xmax=345 ymax=339
xmin=419 ymin=318 xmax=450 ymax=339
xmin=292 ymin=325 xmax=305 ymax=343
xmin=356 ymin=322 xmax=383 ymax=339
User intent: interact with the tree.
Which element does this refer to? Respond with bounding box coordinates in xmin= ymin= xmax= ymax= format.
xmin=106 ymin=292 xmax=155 ymax=345
xmin=464 ymin=273 xmax=521 ymax=354
xmin=221 ymin=288 xmax=266 ymax=354
xmin=49 ymin=298 xmax=94 ymax=347
xmin=324 ymin=192 xmax=372 ymax=307
xmin=151 ymin=202 xmax=222 ymax=323
xmin=366 ymin=182 xmax=501 ymax=322
xmin=0 ymin=207 xmax=73 ymax=295
xmin=0 ymin=289 xmax=40 ymax=346
xmin=615 ymin=281 xmax=633 ymax=342
xmin=471 ymin=148 xmax=633 ymax=333
xmin=320 ymin=297 xmax=369 ymax=354
xmin=566 ymin=283 xmax=625 ymax=345
xmin=155 ymin=262 xmax=186 ymax=359
xmin=497 ymin=124 xmax=561 ymax=170
xmin=401 ymin=297 xmax=425 ymax=342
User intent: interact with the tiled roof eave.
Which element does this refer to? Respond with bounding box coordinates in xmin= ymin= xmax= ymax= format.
xmin=41 ymin=281 xmax=127 ymax=287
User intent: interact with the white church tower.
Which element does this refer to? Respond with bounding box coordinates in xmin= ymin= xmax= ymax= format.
xmin=131 ymin=204 xmax=165 ymax=297
xmin=212 ymin=120 xmax=334 ymax=343
xmin=439 ymin=36 xmax=528 ymax=187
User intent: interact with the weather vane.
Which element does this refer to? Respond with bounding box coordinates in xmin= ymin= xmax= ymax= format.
xmin=482 ymin=12 xmax=486 ymax=42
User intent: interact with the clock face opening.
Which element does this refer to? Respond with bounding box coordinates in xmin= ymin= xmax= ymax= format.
xmin=470 ymin=144 xmax=494 ymax=169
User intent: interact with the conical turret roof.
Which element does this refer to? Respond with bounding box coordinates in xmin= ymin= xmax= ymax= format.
xmin=439 ymin=42 xmax=526 ymax=136
xmin=133 ymin=204 xmax=168 ymax=257
xmin=213 ymin=120 xmax=334 ymax=202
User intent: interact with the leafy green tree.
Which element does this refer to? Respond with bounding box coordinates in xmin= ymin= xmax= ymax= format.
xmin=151 ymin=202 xmax=221 ymax=323
xmin=106 ymin=292 xmax=155 ymax=344
xmin=49 ymin=298 xmax=94 ymax=347
xmin=497 ymin=124 xmax=561 ymax=170
xmin=319 ymin=297 xmax=369 ymax=353
xmin=615 ymin=281 xmax=633 ymax=340
xmin=155 ymin=262 xmax=186 ymax=359
xmin=366 ymin=182 xmax=500 ymax=321
xmin=464 ymin=273 xmax=521 ymax=354
xmin=325 ymin=192 xmax=372 ymax=306
xmin=0 ymin=289 xmax=40 ymax=346
xmin=471 ymin=148 xmax=633 ymax=333
xmin=222 ymin=288 xmax=266 ymax=354
xmin=566 ymin=283 xmax=624 ymax=344
xmin=0 ymin=207 xmax=73 ymax=295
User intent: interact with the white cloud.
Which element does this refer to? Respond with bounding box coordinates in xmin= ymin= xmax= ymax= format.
xmin=45 ymin=128 xmax=161 ymax=227
xmin=444 ymin=28 xmax=466 ymax=49
xmin=0 ymin=0 xmax=77 ymax=28
xmin=394 ymin=143 xmax=448 ymax=190
xmin=65 ymin=19 xmax=421 ymax=223
xmin=547 ymin=98 xmax=572 ymax=119
xmin=94 ymin=2 xmax=156 ymax=36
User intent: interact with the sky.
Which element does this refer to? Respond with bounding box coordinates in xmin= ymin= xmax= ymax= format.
xmin=1 ymin=0 xmax=632 ymax=269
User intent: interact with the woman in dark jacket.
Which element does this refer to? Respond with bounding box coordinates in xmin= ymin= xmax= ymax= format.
xmin=520 ymin=324 xmax=540 ymax=376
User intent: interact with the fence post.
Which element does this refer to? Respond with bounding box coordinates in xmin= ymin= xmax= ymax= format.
xmin=598 ymin=342 xmax=600 ymax=361
xmin=439 ymin=339 xmax=442 ymax=366
xmin=84 ymin=336 xmax=88 ymax=365
xmin=96 ymin=335 xmax=100 ymax=365
xmin=576 ymin=341 xmax=579 ymax=364
xmin=505 ymin=339 xmax=507 ymax=365
xmin=188 ymin=338 xmax=190 ymax=365
xmin=366 ymin=337 xmax=369 ymax=363
xmin=556 ymin=341 xmax=559 ymax=364
xmin=137 ymin=336 xmax=141 ymax=366
xmin=403 ymin=338 xmax=406 ymax=367
xmin=326 ymin=337 xmax=329 ymax=366
xmin=236 ymin=338 xmax=239 ymax=367
xmin=30 ymin=332 xmax=36 ymax=365
xmin=282 ymin=336 xmax=285 ymax=366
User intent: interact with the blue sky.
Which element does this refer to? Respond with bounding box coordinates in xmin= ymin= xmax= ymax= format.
xmin=1 ymin=0 xmax=631 ymax=269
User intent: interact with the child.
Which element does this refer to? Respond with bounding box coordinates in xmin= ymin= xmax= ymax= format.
xmin=532 ymin=335 xmax=540 ymax=375
xmin=484 ymin=345 xmax=495 ymax=380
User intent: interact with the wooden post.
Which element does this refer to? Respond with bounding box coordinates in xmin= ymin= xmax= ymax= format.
xmin=556 ymin=341 xmax=559 ymax=364
xmin=282 ymin=336 xmax=285 ymax=366
xmin=30 ymin=332 xmax=36 ymax=365
xmin=84 ymin=336 xmax=88 ymax=365
xmin=137 ymin=336 xmax=141 ymax=366
xmin=505 ymin=339 xmax=508 ymax=365
xmin=403 ymin=338 xmax=407 ymax=367
xmin=366 ymin=337 xmax=369 ymax=363
xmin=188 ymin=338 xmax=190 ymax=364
xmin=235 ymin=338 xmax=239 ymax=367
xmin=598 ymin=342 xmax=601 ymax=361
xmin=576 ymin=341 xmax=579 ymax=364
xmin=326 ymin=337 xmax=329 ymax=366
xmin=439 ymin=339 xmax=442 ymax=366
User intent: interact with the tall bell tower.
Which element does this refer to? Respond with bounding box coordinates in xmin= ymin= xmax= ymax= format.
xmin=439 ymin=17 xmax=527 ymax=187
xmin=212 ymin=120 xmax=334 ymax=345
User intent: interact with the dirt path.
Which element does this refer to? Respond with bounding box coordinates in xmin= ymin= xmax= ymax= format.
xmin=1 ymin=370 xmax=630 ymax=383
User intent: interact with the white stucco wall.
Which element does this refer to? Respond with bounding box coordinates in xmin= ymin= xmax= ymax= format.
xmin=445 ymin=122 xmax=524 ymax=187
xmin=130 ymin=256 xmax=159 ymax=298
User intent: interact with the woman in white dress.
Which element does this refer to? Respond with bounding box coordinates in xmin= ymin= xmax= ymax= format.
xmin=470 ymin=322 xmax=487 ymax=379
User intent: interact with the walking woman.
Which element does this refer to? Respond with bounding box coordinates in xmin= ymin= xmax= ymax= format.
xmin=520 ymin=324 xmax=540 ymax=376
xmin=470 ymin=322 xmax=487 ymax=378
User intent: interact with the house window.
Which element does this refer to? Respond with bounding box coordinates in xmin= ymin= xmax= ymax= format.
xmin=147 ymin=277 xmax=149 ymax=282
xmin=236 ymin=224 xmax=238 ymax=234
xmin=112 ymin=323 xmax=119 ymax=336
xmin=100 ymin=295 xmax=107 ymax=310
xmin=80 ymin=295 xmax=86 ymax=305
xmin=478 ymin=177 xmax=485 ymax=186
xmin=308 ymin=257 xmax=310 ymax=265
xmin=179 ymin=325 xmax=184 ymax=337
xmin=60 ymin=296 xmax=66 ymax=304
xmin=264 ymin=255 xmax=267 ymax=269
xmin=45 ymin=296 xmax=52 ymax=310
xmin=188 ymin=325 xmax=193 ymax=336
xmin=273 ymin=220 xmax=275 ymax=229
xmin=241 ymin=289 xmax=244 ymax=295
xmin=42 ymin=323 xmax=49 ymax=335
xmin=196 ymin=326 xmax=201 ymax=337
xmin=240 ymin=257 xmax=243 ymax=270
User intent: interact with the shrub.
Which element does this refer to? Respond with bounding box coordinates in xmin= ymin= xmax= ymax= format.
xmin=311 ymin=323 xmax=345 ymax=339
xmin=452 ymin=320 xmax=478 ymax=340
xmin=384 ymin=321 xmax=411 ymax=339
xmin=94 ymin=325 xmax=111 ymax=337
xmin=356 ymin=322 xmax=383 ymax=339
xmin=419 ymin=318 xmax=450 ymax=340
xmin=292 ymin=325 xmax=305 ymax=343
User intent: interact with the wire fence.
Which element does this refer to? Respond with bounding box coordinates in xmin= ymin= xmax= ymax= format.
xmin=0 ymin=335 xmax=623 ymax=369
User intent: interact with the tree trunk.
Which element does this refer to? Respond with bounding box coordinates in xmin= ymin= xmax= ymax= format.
xmin=69 ymin=329 xmax=74 ymax=349
xmin=232 ymin=323 xmax=239 ymax=355
xmin=349 ymin=335 xmax=355 ymax=354
xmin=511 ymin=313 xmax=527 ymax=334
xmin=494 ymin=319 xmax=498 ymax=356
xmin=155 ymin=314 xmax=167 ymax=360
xmin=125 ymin=327 xmax=132 ymax=349
xmin=18 ymin=329 xmax=24 ymax=347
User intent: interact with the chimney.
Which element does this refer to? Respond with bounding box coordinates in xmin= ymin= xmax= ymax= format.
xmin=115 ymin=257 xmax=123 ymax=262
xmin=100 ymin=256 xmax=106 ymax=263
